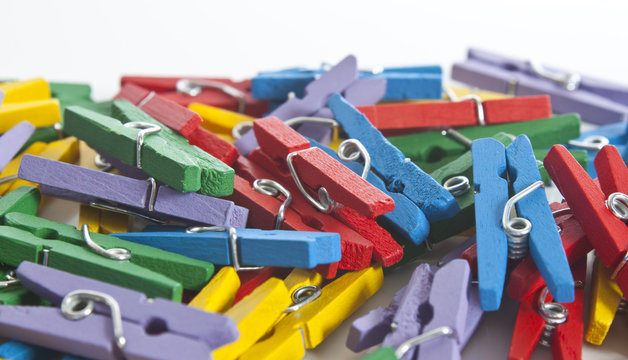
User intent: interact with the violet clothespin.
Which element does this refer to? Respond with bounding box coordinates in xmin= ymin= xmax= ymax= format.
xmin=18 ymin=155 xmax=248 ymax=227
xmin=347 ymin=257 xmax=481 ymax=360
xmin=452 ymin=48 xmax=628 ymax=125
xmin=0 ymin=261 xmax=238 ymax=360
xmin=0 ymin=121 xmax=35 ymax=172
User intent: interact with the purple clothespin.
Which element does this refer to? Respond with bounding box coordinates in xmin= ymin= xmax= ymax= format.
xmin=347 ymin=245 xmax=482 ymax=359
xmin=18 ymin=155 xmax=248 ymax=227
xmin=452 ymin=48 xmax=628 ymax=125
xmin=0 ymin=121 xmax=35 ymax=171
xmin=235 ymin=55 xmax=367 ymax=155
xmin=0 ymin=261 xmax=238 ymax=360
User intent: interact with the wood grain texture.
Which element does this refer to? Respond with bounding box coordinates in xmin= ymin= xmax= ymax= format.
xmin=482 ymin=95 xmax=551 ymax=124
xmin=187 ymin=126 xmax=239 ymax=166
xmin=508 ymin=289 xmax=548 ymax=360
xmin=553 ymin=259 xmax=586 ymax=360
xmin=472 ymin=138 xmax=509 ymax=311
xmin=506 ymin=135 xmax=574 ymax=302
xmin=253 ymin=116 xmax=310 ymax=159
xmin=545 ymin=145 xmax=628 ymax=295
xmin=585 ymin=257 xmax=623 ymax=345
xmin=329 ymin=93 xmax=458 ymax=222
xmin=0 ymin=100 xmax=60 ymax=133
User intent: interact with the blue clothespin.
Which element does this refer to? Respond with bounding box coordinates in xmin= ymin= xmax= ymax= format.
xmin=252 ymin=65 xmax=442 ymax=101
xmin=566 ymin=121 xmax=628 ymax=177
xmin=308 ymin=137 xmax=429 ymax=245
xmin=0 ymin=341 xmax=61 ymax=360
xmin=328 ymin=93 xmax=459 ymax=221
xmin=112 ymin=227 xmax=341 ymax=270
xmin=472 ymin=135 xmax=573 ymax=311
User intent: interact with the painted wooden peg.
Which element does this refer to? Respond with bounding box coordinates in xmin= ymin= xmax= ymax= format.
xmin=329 ymin=93 xmax=458 ymax=221
xmin=585 ymin=257 xmax=626 ymax=345
xmin=0 ymin=121 xmax=35 ymax=172
xmin=112 ymin=227 xmax=341 ymax=269
xmin=3 ymin=262 xmax=238 ymax=360
xmin=188 ymin=102 xmax=254 ymax=137
xmin=0 ymin=78 xmax=51 ymax=103
xmin=189 ymin=267 xmax=241 ymax=313
xmin=2 ymin=211 xmax=215 ymax=300
xmin=452 ymin=48 xmax=628 ymax=125
xmin=566 ymin=121 xmax=628 ymax=177
xmin=63 ymin=100 xmax=235 ymax=196
xmin=0 ymin=186 xmax=41 ymax=220
xmin=473 ymin=136 xmax=573 ymax=311
xmin=544 ymin=145 xmax=628 ymax=295
xmin=356 ymin=95 xmax=551 ymax=136
xmin=0 ymin=99 xmax=60 ymax=133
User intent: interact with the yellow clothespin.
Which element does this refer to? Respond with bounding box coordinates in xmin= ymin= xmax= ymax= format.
xmin=0 ymin=99 xmax=60 ymax=133
xmin=0 ymin=137 xmax=79 ymax=195
xmin=240 ymin=265 xmax=384 ymax=360
xmin=585 ymin=256 xmax=626 ymax=345
xmin=0 ymin=78 xmax=51 ymax=104
xmin=189 ymin=267 xmax=241 ymax=313
xmin=189 ymin=102 xmax=254 ymax=141
xmin=443 ymin=85 xmax=511 ymax=101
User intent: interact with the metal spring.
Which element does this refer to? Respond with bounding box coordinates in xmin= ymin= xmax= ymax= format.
xmin=507 ymin=232 xmax=529 ymax=259
xmin=537 ymin=287 xmax=568 ymax=347
xmin=618 ymin=298 xmax=628 ymax=314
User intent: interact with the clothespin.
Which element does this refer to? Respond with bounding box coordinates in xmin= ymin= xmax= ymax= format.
xmin=0 ymin=121 xmax=35 ymax=172
xmin=309 ymin=138 xmax=430 ymax=246
xmin=248 ymin=117 xmax=404 ymax=267
xmin=188 ymin=102 xmax=254 ymax=141
xmin=545 ymin=145 xmax=628 ymax=295
xmin=49 ymin=82 xmax=96 ymax=116
xmin=18 ymin=155 xmax=248 ymax=227
xmin=507 ymin=202 xmax=592 ymax=302
xmin=452 ymin=48 xmax=628 ymax=125
xmin=0 ymin=262 xmax=238 ymax=360
xmin=236 ymin=55 xmax=365 ymax=156
xmin=350 ymin=259 xmax=479 ymax=360
xmin=355 ymin=94 xmax=551 ymax=136
xmin=566 ymin=121 xmax=628 ymax=177
xmin=114 ymin=86 xmax=240 ymax=165
xmin=472 ymin=135 xmax=573 ymax=310
xmin=239 ymin=265 xmax=383 ymax=360
xmin=328 ymin=93 xmax=458 ymax=221
xmin=0 ymin=341 xmax=61 ymax=360
xmin=0 ymin=78 xmax=50 ymax=103
xmin=111 ymin=225 xmax=341 ymax=269
xmin=509 ymin=259 xmax=587 ymax=360
xmin=252 ymin=64 xmax=441 ymax=101
xmin=0 ymin=210 xmax=215 ymax=300
xmin=388 ymin=113 xmax=581 ymax=172
xmin=63 ymin=100 xmax=235 ymax=195
xmin=444 ymin=85 xmax=511 ymax=101
xmin=585 ymin=256 xmax=627 ymax=345
xmin=0 ymin=97 xmax=60 ymax=134
xmin=0 ymin=137 xmax=79 ymax=196
xmin=120 ymin=75 xmax=268 ymax=116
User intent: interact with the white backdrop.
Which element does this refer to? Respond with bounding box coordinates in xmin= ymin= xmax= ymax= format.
xmin=2 ymin=1 xmax=628 ymax=359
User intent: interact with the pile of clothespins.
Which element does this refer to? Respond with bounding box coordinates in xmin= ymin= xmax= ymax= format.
xmin=0 ymin=47 xmax=626 ymax=360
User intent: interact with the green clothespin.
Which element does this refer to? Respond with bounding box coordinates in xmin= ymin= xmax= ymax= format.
xmin=0 ymin=186 xmax=40 ymax=221
xmin=0 ymin=212 xmax=215 ymax=301
xmin=62 ymin=99 xmax=234 ymax=196
xmin=388 ymin=114 xmax=581 ymax=170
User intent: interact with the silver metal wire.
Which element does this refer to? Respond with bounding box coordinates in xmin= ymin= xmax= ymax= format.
xmin=605 ymin=192 xmax=628 ymax=220
xmin=0 ymin=174 xmax=18 ymax=185
xmin=185 ymin=226 xmax=263 ymax=271
xmin=0 ymin=271 xmax=20 ymax=288
xmin=395 ymin=326 xmax=455 ymax=358
xmin=502 ymin=180 xmax=545 ymax=259
xmin=94 ymin=154 xmax=113 ymax=172
xmin=122 ymin=122 xmax=161 ymax=170
xmin=176 ymin=79 xmax=246 ymax=113
xmin=283 ymin=285 xmax=322 ymax=313
xmin=443 ymin=176 xmax=471 ymax=197
xmin=441 ymin=128 xmax=473 ymax=148
xmin=337 ymin=139 xmax=371 ymax=179
xmin=286 ymin=148 xmax=337 ymax=214
xmin=537 ymin=287 xmax=568 ymax=347
xmin=61 ymin=290 xmax=126 ymax=351
xmin=81 ymin=224 xmax=131 ymax=261
xmin=528 ymin=60 xmax=581 ymax=91
xmin=231 ymin=121 xmax=253 ymax=140
xmin=568 ymin=135 xmax=610 ymax=150
xmin=253 ymin=179 xmax=292 ymax=230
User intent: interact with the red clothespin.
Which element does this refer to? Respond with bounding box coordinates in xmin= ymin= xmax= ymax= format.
xmin=226 ymin=173 xmax=339 ymax=278
xmin=356 ymin=95 xmax=551 ymax=136
xmin=544 ymin=145 xmax=628 ymax=295
xmin=509 ymin=259 xmax=586 ymax=360
xmin=507 ymin=202 xmax=593 ymax=301
xmin=120 ymin=76 xmax=268 ymax=117
xmin=246 ymin=117 xmax=404 ymax=267
xmin=233 ymin=267 xmax=292 ymax=304
xmin=115 ymin=83 xmax=239 ymax=165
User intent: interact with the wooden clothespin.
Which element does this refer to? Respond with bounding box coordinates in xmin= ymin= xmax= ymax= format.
xmin=0 ymin=121 xmax=35 ymax=172
xmin=0 ymin=78 xmax=51 ymax=103
xmin=444 ymin=85 xmax=511 ymax=101
xmin=585 ymin=256 xmax=627 ymax=345
xmin=252 ymin=64 xmax=441 ymax=101
xmin=188 ymin=102 xmax=254 ymax=140
xmin=472 ymin=135 xmax=573 ymax=311
xmin=120 ymin=75 xmax=268 ymax=116
xmin=356 ymin=94 xmax=551 ymax=136
xmin=350 ymin=260 xmax=480 ymax=360
xmin=388 ymin=113 xmax=581 ymax=172
xmin=545 ymin=145 xmax=628 ymax=296
xmin=238 ymin=265 xmax=383 ymax=360
xmin=115 ymin=86 xmax=240 ymax=165
xmin=509 ymin=259 xmax=587 ymax=360
xmin=248 ymin=117 xmax=404 ymax=267
xmin=453 ymin=48 xmax=628 ymax=125
xmin=566 ymin=121 xmax=628 ymax=177
xmin=0 ymin=92 xmax=60 ymax=134
xmin=0 ymin=208 xmax=215 ymax=300
xmin=329 ymin=93 xmax=458 ymax=221
xmin=111 ymin=226 xmax=341 ymax=269
xmin=63 ymin=100 xmax=235 ymax=196
xmin=18 ymin=155 xmax=248 ymax=227
xmin=0 ymin=262 xmax=238 ymax=359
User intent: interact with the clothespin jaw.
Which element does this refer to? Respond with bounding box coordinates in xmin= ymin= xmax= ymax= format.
xmin=0 ymin=99 xmax=60 ymax=134
xmin=328 ymin=93 xmax=458 ymax=221
xmin=0 ymin=78 xmax=51 ymax=103
xmin=0 ymin=186 xmax=40 ymax=220
xmin=586 ymin=256 xmax=625 ymax=345
xmin=0 ymin=121 xmax=36 ymax=172
xmin=544 ymin=145 xmax=628 ymax=295
xmin=188 ymin=102 xmax=254 ymax=138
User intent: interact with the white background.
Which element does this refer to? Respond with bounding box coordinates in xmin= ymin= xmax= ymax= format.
xmin=3 ymin=1 xmax=628 ymax=359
